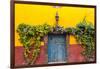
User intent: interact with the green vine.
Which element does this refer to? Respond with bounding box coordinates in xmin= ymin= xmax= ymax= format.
xmin=17 ymin=19 xmax=95 ymax=64
xmin=17 ymin=23 xmax=51 ymax=65
xmin=66 ymin=19 xmax=95 ymax=61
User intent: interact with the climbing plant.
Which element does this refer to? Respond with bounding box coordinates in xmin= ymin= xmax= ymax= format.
xmin=17 ymin=19 xmax=95 ymax=64
xmin=66 ymin=19 xmax=95 ymax=61
xmin=17 ymin=23 xmax=51 ymax=65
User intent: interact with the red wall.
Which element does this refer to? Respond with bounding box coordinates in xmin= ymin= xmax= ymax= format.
xmin=68 ymin=44 xmax=85 ymax=63
xmin=15 ymin=44 xmax=85 ymax=66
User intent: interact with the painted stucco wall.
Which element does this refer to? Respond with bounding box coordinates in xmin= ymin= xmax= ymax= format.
xmin=15 ymin=4 xmax=95 ymax=47
xmin=15 ymin=44 xmax=85 ymax=66
xmin=14 ymin=3 xmax=94 ymax=66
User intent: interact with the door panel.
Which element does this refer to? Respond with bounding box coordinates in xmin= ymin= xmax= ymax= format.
xmin=48 ymin=34 xmax=66 ymax=63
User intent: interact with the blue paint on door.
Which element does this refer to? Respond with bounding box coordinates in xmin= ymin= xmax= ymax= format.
xmin=48 ymin=34 xmax=66 ymax=63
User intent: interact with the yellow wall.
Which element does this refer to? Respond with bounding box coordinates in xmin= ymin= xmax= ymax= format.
xmin=15 ymin=4 xmax=95 ymax=46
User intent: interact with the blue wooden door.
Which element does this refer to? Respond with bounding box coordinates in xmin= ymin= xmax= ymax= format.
xmin=48 ymin=34 xmax=66 ymax=63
